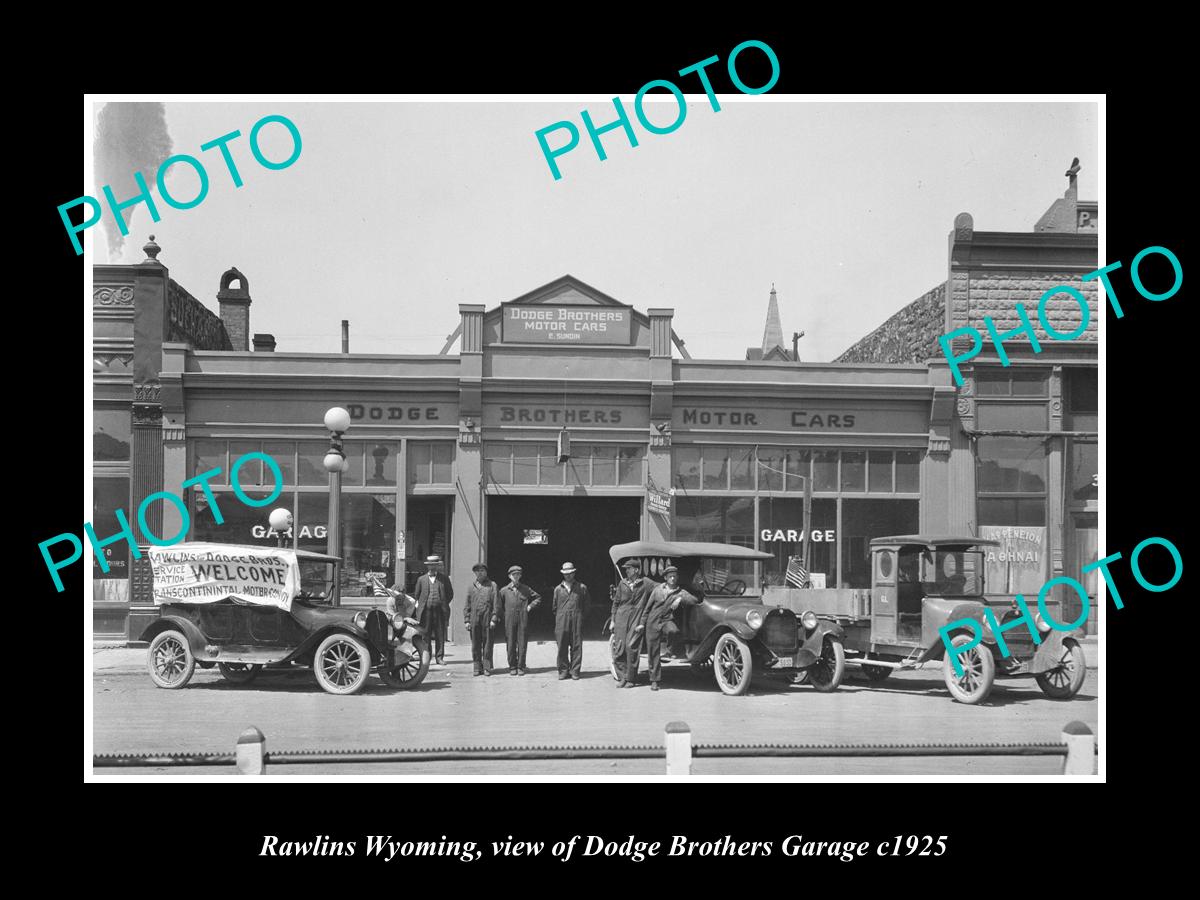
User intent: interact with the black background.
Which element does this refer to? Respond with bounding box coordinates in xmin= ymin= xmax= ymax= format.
xmin=33 ymin=24 xmax=1181 ymax=885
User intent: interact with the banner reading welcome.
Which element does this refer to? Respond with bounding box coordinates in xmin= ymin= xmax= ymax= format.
xmin=147 ymin=543 xmax=300 ymax=609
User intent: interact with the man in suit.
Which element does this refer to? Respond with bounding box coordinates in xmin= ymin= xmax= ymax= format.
xmin=634 ymin=566 xmax=699 ymax=691
xmin=412 ymin=555 xmax=453 ymax=665
xmin=464 ymin=563 xmax=499 ymax=676
xmin=497 ymin=565 xmax=541 ymax=676
xmin=610 ymin=560 xmax=652 ymax=688
xmin=553 ymin=562 xmax=588 ymax=681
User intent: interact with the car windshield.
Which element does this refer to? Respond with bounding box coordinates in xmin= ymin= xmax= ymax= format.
xmin=919 ymin=550 xmax=984 ymax=596
xmin=297 ymin=560 xmax=335 ymax=602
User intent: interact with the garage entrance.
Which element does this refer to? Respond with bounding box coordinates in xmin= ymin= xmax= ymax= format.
xmin=486 ymin=496 xmax=641 ymax=640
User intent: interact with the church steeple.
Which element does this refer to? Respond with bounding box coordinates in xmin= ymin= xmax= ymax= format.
xmin=761 ymin=283 xmax=785 ymax=356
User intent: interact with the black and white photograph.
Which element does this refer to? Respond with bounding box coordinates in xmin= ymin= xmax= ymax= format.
xmin=77 ymin=90 xmax=1112 ymax=784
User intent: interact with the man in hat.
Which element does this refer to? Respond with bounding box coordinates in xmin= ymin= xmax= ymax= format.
xmin=634 ymin=566 xmax=699 ymax=691
xmin=610 ymin=560 xmax=652 ymax=688
xmin=552 ymin=562 xmax=589 ymax=680
xmin=497 ymin=565 xmax=541 ymax=675
xmin=464 ymin=563 xmax=500 ymax=676
xmin=412 ymin=555 xmax=454 ymax=666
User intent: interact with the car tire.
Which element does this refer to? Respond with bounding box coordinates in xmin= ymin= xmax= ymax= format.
xmin=942 ymin=633 xmax=995 ymax=704
xmin=1035 ymin=637 xmax=1087 ymax=699
xmin=712 ymin=632 xmax=753 ymax=696
xmin=218 ymin=663 xmax=262 ymax=685
xmin=148 ymin=630 xmax=195 ymax=689
xmin=809 ymin=638 xmax=845 ymax=692
xmin=313 ymin=633 xmax=371 ymax=695
xmin=380 ymin=636 xmax=432 ymax=689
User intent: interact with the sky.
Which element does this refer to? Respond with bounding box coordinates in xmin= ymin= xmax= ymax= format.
xmin=93 ymin=99 xmax=1097 ymax=362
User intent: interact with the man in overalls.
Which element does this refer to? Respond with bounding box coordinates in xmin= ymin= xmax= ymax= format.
xmin=634 ymin=566 xmax=699 ymax=691
xmin=553 ymin=562 xmax=588 ymax=680
xmin=464 ymin=563 xmax=499 ymax=676
xmin=498 ymin=565 xmax=541 ymax=676
xmin=610 ymin=560 xmax=652 ymax=688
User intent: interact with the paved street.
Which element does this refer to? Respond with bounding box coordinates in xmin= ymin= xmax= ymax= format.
xmin=92 ymin=638 xmax=1099 ymax=776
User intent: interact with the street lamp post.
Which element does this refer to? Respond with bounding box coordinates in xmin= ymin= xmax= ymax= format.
xmin=323 ymin=406 xmax=351 ymax=607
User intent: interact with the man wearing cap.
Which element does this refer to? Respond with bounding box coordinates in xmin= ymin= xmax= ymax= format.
xmin=464 ymin=563 xmax=500 ymax=676
xmin=413 ymin=555 xmax=454 ymax=666
xmin=552 ymin=562 xmax=589 ymax=680
xmin=610 ymin=560 xmax=652 ymax=688
xmin=497 ymin=565 xmax=541 ymax=675
xmin=634 ymin=566 xmax=699 ymax=691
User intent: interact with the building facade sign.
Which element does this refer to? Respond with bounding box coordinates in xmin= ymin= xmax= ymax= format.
xmin=483 ymin=403 xmax=649 ymax=428
xmin=673 ymin=402 xmax=928 ymax=433
xmin=501 ymin=303 xmax=632 ymax=345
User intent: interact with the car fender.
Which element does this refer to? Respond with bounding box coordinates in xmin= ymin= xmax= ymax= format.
xmin=283 ymin=624 xmax=383 ymax=666
xmin=1028 ymin=628 xmax=1086 ymax=674
xmin=689 ymin=624 xmax=749 ymax=663
xmin=798 ymin=620 xmax=844 ymax=666
xmin=139 ymin=616 xmax=206 ymax=656
xmin=917 ymin=604 xmax=993 ymax=663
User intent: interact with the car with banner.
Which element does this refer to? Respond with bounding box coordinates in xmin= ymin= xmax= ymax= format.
xmin=607 ymin=541 xmax=845 ymax=696
xmin=764 ymin=534 xmax=1087 ymax=704
xmin=139 ymin=542 xmax=430 ymax=695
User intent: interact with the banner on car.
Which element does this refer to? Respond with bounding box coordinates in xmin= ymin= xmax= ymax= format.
xmin=147 ymin=543 xmax=301 ymax=609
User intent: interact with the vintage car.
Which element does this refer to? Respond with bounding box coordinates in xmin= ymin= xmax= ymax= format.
xmin=140 ymin=542 xmax=431 ymax=695
xmin=607 ymin=541 xmax=846 ymax=696
xmin=764 ymin=535 xmax=1087 ymax=705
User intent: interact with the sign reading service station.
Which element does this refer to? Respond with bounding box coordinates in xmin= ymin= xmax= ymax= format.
xmin=502 ymin=303 xmax=632 ymax=345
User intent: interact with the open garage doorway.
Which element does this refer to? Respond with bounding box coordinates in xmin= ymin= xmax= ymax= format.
xmin=486 ymin=496 xmax=641 ymax=640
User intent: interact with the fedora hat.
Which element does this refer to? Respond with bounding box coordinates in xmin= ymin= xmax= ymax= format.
xmin=560 ymin=562 xmax=577 ymax=574
xmin=424 ymin=555 xmax=442 ymax=566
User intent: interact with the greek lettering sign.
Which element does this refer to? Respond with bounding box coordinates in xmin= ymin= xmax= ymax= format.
xmin=501 ymin=304 xmax=632 ymax=345
xmin=979 ymin=526 xmax=1045 ymax=594
xmin=148 ymin=543 xmax=299 ymax=609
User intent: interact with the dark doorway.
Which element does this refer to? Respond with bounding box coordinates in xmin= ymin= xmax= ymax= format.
xmin=486 ymin=496 xmax=641 ymax=640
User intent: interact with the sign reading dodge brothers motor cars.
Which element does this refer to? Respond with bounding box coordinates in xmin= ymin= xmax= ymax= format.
xmin=502 ymin=303 xmax=632 ymax=344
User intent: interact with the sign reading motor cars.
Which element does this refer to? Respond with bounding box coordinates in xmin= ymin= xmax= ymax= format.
xmin=148 ymin=543 xmax=300 ymax=610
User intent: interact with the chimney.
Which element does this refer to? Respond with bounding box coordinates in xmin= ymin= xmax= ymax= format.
xmin=253 ymin=333 xmax=276 ymax=352
xmin=341 ymin=320 xmax=350 ymax=354
xmin=217 ymin=267 xmax=252 ymax=351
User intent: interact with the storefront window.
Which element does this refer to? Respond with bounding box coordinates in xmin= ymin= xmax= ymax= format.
xmin=298 ymin=441 xmax=330 ymax=485
xmin=703 ymin=448 xmax=728 ymax=490
xmin=364 ymin=442 xmax=398 ymax=486
xmin=840 ymin=451 xmax=865 ymax=492
xmin=976 ymin=368 xmax=1049 ymax=396
xmin=813 ymin=451 xmax=838 ymax=491
xmin=295 ymin=493 xmax=333 ymax=552
xmin=1066 ymin=368 xmax=1098 ymax=432
xmin=729 ymin=447 xmax=754 ymax=490
xmin=840 ymin=498 xmax=919 ymax=588
xmin=1069 ymin=440 xmax=1098 ymax=504
xmin=675 ymin=447 xmax=701 ymax=490
xmin=93 ymin=408 xmax=131 ymax=461
xmin=592 ymin=444 xmax=617 ymax=485
xmin=869 ymin=451 xmax=893 ymax=492
xmin=511 ymin=444 xmax=538 ymax=485
xmin=192 ymin=489 xmax=283 ymax=547
xmin=896 ymin=451 xmax=920 ymax=493
xmin=977 ymin=437 xmax=1047 ymax=493
xmin=193 ymin=439 xmax=226 ymax=475
xmin=757 ymin=448 xmax=785 ymax=492
xmin=617 ymin=447 xmax=644 ymax=486
xmin=758 ymin=497 xmax=837 ymax=587
xmin=539 ymin=444 xmax=560 ymax=485
xmin=262 ymin=441 xmax=297 ymax=485
xmin=341 ymin=494 xmax=397 ymax=597
xmin=786 ymin=450 xmax=809 ymax=491
xmin=93 ymin=476 xmax=130 ymax=602
xmin=676 ymin=496 xmax=756 ymax=579
xmin=409 ymin=441 xmax=455 ymax=485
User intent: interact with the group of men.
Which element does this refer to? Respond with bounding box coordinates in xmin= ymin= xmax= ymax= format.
xmin=385 ymin=555 xmax=699 ymax=689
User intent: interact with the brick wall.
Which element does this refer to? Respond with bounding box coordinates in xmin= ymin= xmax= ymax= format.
xmin=835 ymin=282 xmax=946 ymax=364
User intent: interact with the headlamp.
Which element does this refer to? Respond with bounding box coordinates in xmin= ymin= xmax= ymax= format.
xmin=746 ymin=609 xmax=764 ymax=630
xmin=801 ymin=610 xmax=819 ymax=630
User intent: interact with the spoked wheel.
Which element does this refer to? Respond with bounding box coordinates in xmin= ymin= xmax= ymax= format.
xmin=147 ymin=630 xmax=195 ymax=689
xmin=218 ymin=663 xmax=261 ymax=685
xmin=808 ymin=638 xmax=845 ymax=692
xmin=943 ymin=634 xmax=995 ymax=704
xmin=380 ymin=636 xmax=431 ymax=689
xmin=712 ymin=633 xmax=753 ymax=696
xmin=313 ymin=633 xmax=371 ymax=695
xmin=1036 ymin=638 xmax=1087 ymax=699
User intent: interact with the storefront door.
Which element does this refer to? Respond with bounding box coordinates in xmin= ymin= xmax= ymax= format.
xmin=1068 ymin=513 xmax=1098 ymax=634
xmin=486 ymin=496 xmax=641 ymax=640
